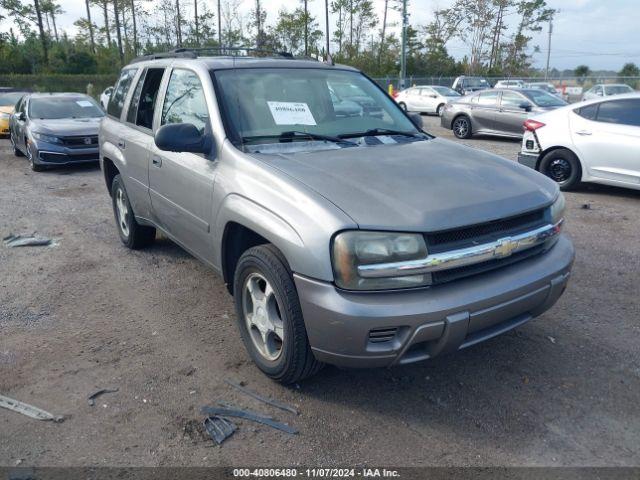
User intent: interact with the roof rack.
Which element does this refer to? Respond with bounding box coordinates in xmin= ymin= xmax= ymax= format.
xmin=130 ymin=47 xmax=295 ymax=64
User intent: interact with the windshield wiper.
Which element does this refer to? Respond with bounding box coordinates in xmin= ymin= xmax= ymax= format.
xmin=243 ymin=131 xmax=356 ymax=146
xmin=338 ymin=127 xmax=421 ymax=139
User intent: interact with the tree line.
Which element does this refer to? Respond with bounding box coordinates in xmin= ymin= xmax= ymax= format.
xmin=0 ymin=0 xmax=606 ymax=79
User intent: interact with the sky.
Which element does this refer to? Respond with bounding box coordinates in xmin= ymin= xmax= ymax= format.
xmin=6 ymin=0 xmax=640 ymax=71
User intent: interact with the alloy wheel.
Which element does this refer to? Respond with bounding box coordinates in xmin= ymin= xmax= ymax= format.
xmin=453 ymin=118 xmax=469 ymax=137
xmin=242 ymin=272 xmax=284 ymax=362
xmin=115 ymin=187 xmax=130 ymax=237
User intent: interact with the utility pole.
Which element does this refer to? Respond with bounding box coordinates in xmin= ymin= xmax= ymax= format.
xmin=399 ymin=0 xmax=407 ymax=89
xmin=325 ymin=0 xmax=330 ymax=58
xmin=545 ymin=18 xmax=553 ymax=80
xmin=217 ymin=0 xmax=222 ymax=47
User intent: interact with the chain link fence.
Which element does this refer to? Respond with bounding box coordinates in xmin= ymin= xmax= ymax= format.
xmin=0 ymin=74 xmax=118 ymax=99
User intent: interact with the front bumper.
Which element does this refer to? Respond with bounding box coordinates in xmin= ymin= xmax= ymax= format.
xmin=295 ymin=235 xmax=574 ymax=368
xmin=517 ymin=152 xmax=539 ymax=170
xmin=33 ymin=144 xmax=100 ymax=166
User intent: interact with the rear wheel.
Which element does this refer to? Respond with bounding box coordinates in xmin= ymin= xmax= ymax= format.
xmin=538 ymin=149 xmax=582 ymax=191
xmin=452 ymin=115 xmax=472 ymax=139
xmin=111 ymin=174 xmax=156 ymax=249
xmin=233 ymin=244 xmax=323 ymax=384
xmin=398 ymin=102 xmax=407 ymax=111
xmin=436 ymin=104 xmax=445 ymax=117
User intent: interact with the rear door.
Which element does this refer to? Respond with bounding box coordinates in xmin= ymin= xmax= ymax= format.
xmin=495 ymin=90 xmax=529 ymax=135
xmin=120 ymin=67 xmax=167 ymax=220
xmin=148 ymin=67 xmax=217 ymax=261
xmin=472 ymin=90 xmax=499 ymax=131
xmin=571 ymin=98 xmax=640 ymax=186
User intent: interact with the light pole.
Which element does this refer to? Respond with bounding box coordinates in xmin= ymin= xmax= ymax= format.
xmin=325 ymin=0 xmax=330 ymax=58
xmin=400 ymin=0 xmax=408 ymax=89
xmin=545 ymin=18 xmax=553 ymax=80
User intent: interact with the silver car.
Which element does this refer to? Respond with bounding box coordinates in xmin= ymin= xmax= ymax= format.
xmin=100 ymin=51 xmax=574 ymax=383
xmin=581 ymin=83 xmax=634 ymax=102
xmin=441 ymin=88 xmax=567 ymax=140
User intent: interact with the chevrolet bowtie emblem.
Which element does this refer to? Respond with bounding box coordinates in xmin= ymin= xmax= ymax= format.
xmin=494 ymin=237 xmax=518 ymax=258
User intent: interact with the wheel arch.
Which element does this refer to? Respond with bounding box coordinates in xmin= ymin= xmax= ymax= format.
xmin=538 ymin=146 xmax=584 ymax=180
xmin=102 ymin=157 xmax=119 ymax=196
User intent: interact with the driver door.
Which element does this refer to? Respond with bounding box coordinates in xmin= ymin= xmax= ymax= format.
xmin=148 ymin=68 xmax=218 ymax=261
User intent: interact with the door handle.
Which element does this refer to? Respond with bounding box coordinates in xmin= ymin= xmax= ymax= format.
xmin=117 ymin=139 xmax=126 ymax=149
xmin=151 ymin=156 xmax=162 ymax=167
xmin=576 ymin=130 xmax=592 ymax=136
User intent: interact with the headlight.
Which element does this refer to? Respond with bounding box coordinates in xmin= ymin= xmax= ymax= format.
xmin=550 ymin=192 xmax=565 ymax=225
xmin=332 ymin=231 xmax=430 ymax=290
xmin=32 ymin=131 xmax=62 ymax=144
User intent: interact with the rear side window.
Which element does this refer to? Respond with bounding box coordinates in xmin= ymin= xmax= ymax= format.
xmin=478 ymin=91 xmax=498 ymax=106
xmin=126 ymin=68 xmax=165 ymax=129
xmin=596 ymin=99 xmax=640 ymax=127
xmin=500 ymin=91 xmax=524 ymax=108
xmin=576 ymin=103 xmax=598 ymax=120
xmin=108 ymin=68 xmax=137 ymax=119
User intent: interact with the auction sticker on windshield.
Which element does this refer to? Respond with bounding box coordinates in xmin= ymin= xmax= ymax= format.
xmin=267 ymin=101 xmax=316 ymax=125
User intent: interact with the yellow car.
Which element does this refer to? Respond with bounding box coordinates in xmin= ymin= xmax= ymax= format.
xmin=0 ymin=91 xmax=27 ymax=136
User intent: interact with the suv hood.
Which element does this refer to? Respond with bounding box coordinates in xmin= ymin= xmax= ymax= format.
xmin=251 ymin=138 xmax=557 ymax=232
xmin=31 ymin=117 xmax=102 ymax=136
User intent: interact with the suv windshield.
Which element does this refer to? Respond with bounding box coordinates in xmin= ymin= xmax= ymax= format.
xmin=523 ymin=90 xmax=567 ymax=107
xmin=29 ymin=96 xmax=104 ymax=119
xmin=213 ymin=68 xmax=418 ymax=145
xmin=465 ymin=77 xmax=489 ymax=87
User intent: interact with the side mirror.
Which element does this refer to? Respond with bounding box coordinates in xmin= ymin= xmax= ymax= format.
xmin=17 ymin=112 xmax=26 ymax=121
xmin=154 ymin=123 xmax=213 ymax=154
xmin=519 ymin=102 xmax=533 ymax=112
xmin=408 ymin=112 xmax=423 ymax=129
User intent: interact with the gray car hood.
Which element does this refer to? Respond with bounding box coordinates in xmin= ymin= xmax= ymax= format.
xmin=31 ymin=117 xmax=101 ymax=136
xmin=251 ymin=137 xmax=557 ymax=232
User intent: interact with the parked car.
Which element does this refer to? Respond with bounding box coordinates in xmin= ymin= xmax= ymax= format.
xmin=10 ymin=92 xmax=104 ymax=171
xmin=329 ymin=81 xmax=383 ymax=117
xmin=518 ymin=93 xmax=640 ymax=191
xmin=494 ymin=79 xmax=525 ymax=89
xmin=451 ymin=76 xmax=491 ymax=95
xmin=0 ymin=90 xmax=27 ymax=136
xmin=395 ymin=85 xmax=461 ymax=116
xmin=100 ymin=50 xmax=574 ymax=383
xmin=441 ymin=88 xmax=568 ymax=139
xmin=581 ymin=83 xmax=634 ymax=101
xmin=329 ymin=89 xmax=362 ymax=117
xmin=526 ymin=82 xmax=561 ymax=96
xmin=100 ymin=86 xmax=114 ymax=109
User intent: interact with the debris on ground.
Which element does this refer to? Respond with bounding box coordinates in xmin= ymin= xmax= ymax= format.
xmin=201 ymin=405 xmax=298 ymax=434
xmin=225 ymin=379 xmax=299 ymax=415
xmin=203 ymin=415 xmax=237 ymax=445
xmin=0 ymin=394 xmax=64 ymax=422
xmin=87 ymin=388 xmax=119 ymax=407
xmin=581 ymin=204 xmax=592 ymax=210
xmin=3 ymin=233 xmax=54 ymax=248
xmin=547 ymin=336 xmax=556 ymax=344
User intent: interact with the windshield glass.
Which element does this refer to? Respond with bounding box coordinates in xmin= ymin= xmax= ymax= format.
xmin=213 ymin=68 xmax=418 ymax=145
xmin=606 ymin=85 xmax=633 ymax=95
xmin=29 ymin=96 xmax=105 ymax=119
xmin=0 ymin=92 xmax=26 ymax=107
xmin=524 ymin=90 xmax=567 ymax=107
xmin=466 ymin=77 xmax=489 ymax=87
xmin=432 ymin=86 xmax=459 ymax=96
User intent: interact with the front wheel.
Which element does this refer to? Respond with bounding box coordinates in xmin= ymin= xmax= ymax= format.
xmin=233 ymin=245 xmax=323 ymax=384
xmin=111 ymin=174 xmax=156 ymax=249
xmin=538 ymin=149 xmax=582 ymax=191
xmin=398 ymin=102 xmax=407 ymax=111
xmin=436 ymin=104 xmax=445 ymax=117
xmin=452 ymin=115 xmax=472 ymax=139
xmin=26 ymin=142 xmax=44 ymax=171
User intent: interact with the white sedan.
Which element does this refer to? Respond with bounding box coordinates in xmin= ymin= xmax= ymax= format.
xmin=517 ymin=93 xmax=640 ymax=191
xmin=395 ymin=85 xmax=461 ymax=116
xmin=581 ymin=83 xmax=634 ymax=101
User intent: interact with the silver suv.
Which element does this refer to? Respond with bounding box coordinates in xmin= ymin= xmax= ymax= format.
xmin=100 ymin=49 xmax=575 ymax=383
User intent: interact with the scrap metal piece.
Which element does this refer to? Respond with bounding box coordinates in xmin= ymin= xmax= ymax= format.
xmin=3 ymin=234 xmax=52 ymax=248
xmin=201 ymin=406 xmax=298 ymax=434
xmin=203 ymin=415 xmax=237 ymax=445
xmin=0 ymin=394 xmax=64 ymax=422
xmin=87 ymin=388 xmax=119 ymax=407
xmin=225 ymin=380 xmax=299 ymax=415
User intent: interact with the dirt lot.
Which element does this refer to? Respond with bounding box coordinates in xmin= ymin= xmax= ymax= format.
xmin=1 ymin=116 xmax=639 ymax=467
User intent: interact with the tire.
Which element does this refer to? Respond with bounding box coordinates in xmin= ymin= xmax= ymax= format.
xmin=11 ymin=135 xmax=24 ymax=157
xmin=233 ymin=244 xmax=323 ymax=384
xmin=110 ymin=174 xmax=156 ymax=249
xmin=452 ymin=115 xmax=472 ymax=139
xmin=538 ymin=149 xmax=582 ymax=191
xmin=398 ymin=102 xmax=407 ymax=111
xmin=436 ymin=104 xmax=445 ymax=117
xmin=26 ymin=142 xmax=44 ymax=171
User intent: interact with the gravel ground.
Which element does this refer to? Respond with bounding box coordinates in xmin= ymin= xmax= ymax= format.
xmin=0 ymin=117 xmax=639 ymax=467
